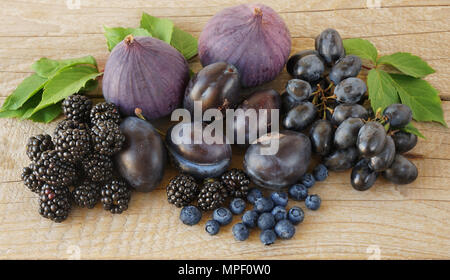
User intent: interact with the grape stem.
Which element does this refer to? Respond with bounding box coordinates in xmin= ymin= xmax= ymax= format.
xmin=311 ymin=83 xmax=336 ymax=120
xmin=134 ymin=108 xmax=167 ymax=137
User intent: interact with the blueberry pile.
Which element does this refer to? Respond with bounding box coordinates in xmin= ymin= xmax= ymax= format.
xmin=21 ymin=95 xmax=130 ymax=223
xmin=283 ymin=28 xmax=418 ymax=191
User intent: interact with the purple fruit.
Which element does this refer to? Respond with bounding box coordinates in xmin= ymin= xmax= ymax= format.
xmin=115 ymin=117 xmax=166 ymax=192
xmin=199 ymin=4 xmax=291 ymax=87
xmin=103 ymin=36 xmax=189 ymax=120
xmin=244 ymin=131 xmax=312 ymax=190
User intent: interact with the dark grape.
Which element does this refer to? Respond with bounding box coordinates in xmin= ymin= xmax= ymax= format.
xmin=315 ymin=28 xmax=345 ymax=65
xmin=357 ymin=122 xmax=387 ymax=157
xmin=282 ymin=79 xmax=312 ymax=113
xmin=293 ymin=54 xmax=325 ymax=82
xmin=283 ymin=102 xmax=317 ymax=131
xmin=351 ymin=159 xmax=378 ymax=191
xmin=324 ymin=147 xmax=359 ymax=171
xmin=334 ymin=77 xmax=367 ymax=104
xmin=392 ymin=131 xmax=418 ymax=154
xmin=383 ymin=104 xmax=413 ymax=128
xmin=368 ymin=136 xmax=396 ymax=172
xmin=286 ymin=50 xmax=320 ymax=76
xmin=310 ymin=119 xmax=334 ymax=156
xmin=382 ymin=155 xmax=418 ymax=184
xmin=329 ymin=55 xmax=362 ymax=84
xmin=334 ymin=117 xmax=364 ymax=150
xmin=332 ymin=104 xmax=369 ymax=125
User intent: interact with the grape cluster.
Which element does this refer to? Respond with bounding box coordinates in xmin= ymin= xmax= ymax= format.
xmin=283 ymin=28 xmax=418 ymax=191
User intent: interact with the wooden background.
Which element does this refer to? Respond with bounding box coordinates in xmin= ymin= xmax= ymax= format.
xmin=0 ymin=0 xmax=449 ymax=260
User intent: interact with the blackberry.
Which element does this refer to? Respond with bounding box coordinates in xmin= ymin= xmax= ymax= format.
xmin=197 ymin=178 xmax=228 ymax=211
xmin=90 ymin=102 xmax=120 ymax=125
xmin=55 ymin=119 xmax=89 ymax=132
xmin=21 ymin=164 xmax=44 ymax=193
xmin=72 ymin=180 xmax=100 ymax=209
xmin=220 ymin=169 xmax=250 ymax=198
xmin=91 ymin=120 xmax=125 ymax=156
xmin=26 ymin=134 xmax=54 ymax=162
xmin=33 ymin=150 xmax=76 ymax=187
xmin=166 ymin=174 xmax=199 ymax=208
xmin=54 ymin=120 xmax=91 ymax=163
xmin=39 ymin=184 xmax=72 ymax=223
xmin=82 ymin=153 xmax=113 ymax=182
xmin=101 ymin=179 xmax=131 ymax=214
xmin=62 ymin=95 xmax=93 ymax=123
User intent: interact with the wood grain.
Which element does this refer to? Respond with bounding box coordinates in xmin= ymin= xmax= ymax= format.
xmin=0 ymin=0 xmax=449 ymax=260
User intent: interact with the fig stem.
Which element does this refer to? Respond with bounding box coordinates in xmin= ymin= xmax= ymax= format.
xmin=125 ymin=35 xmax=134 ymax=45
xmin=254 ymin=7 xmax=263 ymax=17
xmin=134 ymin=108 xmax=166 ymax=137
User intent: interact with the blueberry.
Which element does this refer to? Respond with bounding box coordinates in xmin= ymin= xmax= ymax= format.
xmin=180 ymin=205 xmax=202 ymax=226
xmin=229 ymin=198 xmax=246 ymax=215
xmin=247 ymin=188 xmax=264 ymax=205
xmin=205 ymin=220 xmax=220 ymax=235
xmin=300 ymin=173 xmax=316 ymax=188
xmin=260 ymin=229 xmax=277 ymax=246
xmin=232 ymin=223 xmax=250 ymax=241
xmin=213 ymin=207 xmax=233 ymax=226
xmin=257 ymin=212 xmax=276 ymax=230
xmin=254 ymin=197 xmax=274 ymax=213
xmin=271 ymin=206 xmax=288 ymax=221
xmin=288 ymin=206 xmax=305 ymax=225
xmin=270 ymin=192 xmax=288 ymax=207
xmin=313 ymin=164 xmax=328 ymax=181
xmin=305 ymin=194 xmax=321 ymax=211
xmin=288 ymin=184 xmax=308 ymax=201
xmin=274 ymin=220 xmax=296 ymax=239
xmin=241 ymin=210 xmax=259 ymax=228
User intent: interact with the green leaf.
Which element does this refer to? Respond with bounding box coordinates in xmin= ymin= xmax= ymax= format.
xmin=140 ymin=12 xmax=174 ymax=44
xmin=171 ymin=26 xmax=198 ymax=60
xmin=0 ymin=74 xmax=47 ymax=112
xmin=31 ymin=56 xmax=98 ymax=78
xmin=343 ymin=38 xmax=378 ymax=63
xmin=367 ymin=69 xmax=400 ymax=113
xmin=401 ymin=123 xmax=426 ymax=139
xmin=389 ymin=73 xmax=446 ymax=126
xmin=0 ymin=91 xmax=43 ymax=119
xmin=32 ymin=66 xmax=101 ymax=114
xmin=27 ymin=103 xmax=62 ymax=123
xmin=378 ymin=52 xmax=435 ymax=78
xmin=104 ymin=26 xmax=152 ymax=52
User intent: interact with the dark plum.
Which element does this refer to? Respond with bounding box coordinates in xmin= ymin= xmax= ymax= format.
xmin=315 ymin=28 xmax=345 ymax=65
xmin=357 ymin=122 xmax=387 ymax=157
xmin=115 ymin=117 xmax=166 ymax=193
xmin=282 ymin=79 xmax=312 ymax=113
xmin=244 ymin=131 xmax=312 ymax=190
xmin=334 ymin=117 xmax=364 ymax=150
xmin=383 ymin=104 xmax=413 ymax=128
xmin=334 ymin=77 xmax=367 ymax=104
xmin=324 ymin=147 xmax=359 ymax=171
xmin=369 ymin=136 xmax=396 ymax=172
xmin=283 ymin=102 xmax=317 ymax=131
xmin=183 ymin=62 xmax=241 ymax=116
xmin=293 ymin=54 xmax=325 ymax=82
xmin=329 ymin=55 xmax=362 ymax=84
xmin=310 ymin=119 xmax=334 ymax=156
xmin=286 ymin=50 xmax=320 ymax=76
xmin=232 ymin=89 xmax=281 ymax=145
xmin=382 ymin=155 xmax=418 ymax=184
xmin=166 ymin=122 xmax=232 ymax=179
xmin=351 ymin=159 xmax=378 ymax=191
xmin=332 ymin=104 xmax=369 ymax=125
xmin=392 ymin=131 xmax=418 ymax=154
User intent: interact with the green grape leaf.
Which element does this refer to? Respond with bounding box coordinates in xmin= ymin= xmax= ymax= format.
xmin=389 ymin=73 xmax=446 ymax=126
xmin=140 ymin=12 xmax=174 ymax=44
xmin=343 ymin=38 xmax=378 ymax=63
xmin=367 ymin=69 xmax=400 ymax=113
xmin=401 ymin=122 xmax=426 ymax=139
xmin=27 ymin=103 xmax=63 ymax=123
xmin=32 ymin=66 xmax=101 ymax=114
xmin=31 ymin=56 xmax=98 ymax=78
xmin=0 ymin=74 xmax=47 ymax=112
xmin=378 ymin=52 xmax=435 ymax=78
xmin=171 ymin=26 xmax=198 ymax=60
xmin=104 ymin=26 xmax=152 ymax=51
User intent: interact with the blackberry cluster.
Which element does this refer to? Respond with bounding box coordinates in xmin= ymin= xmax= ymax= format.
xmin=21 ymin=96 xmax=130 ymax=223
xmin=166 ymin=174 xmax=199 ymax=208
xmin=220 ymin=169 xmax=250 ymax=199
xmin=197 ymin=179 xmax=228 ymax=211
